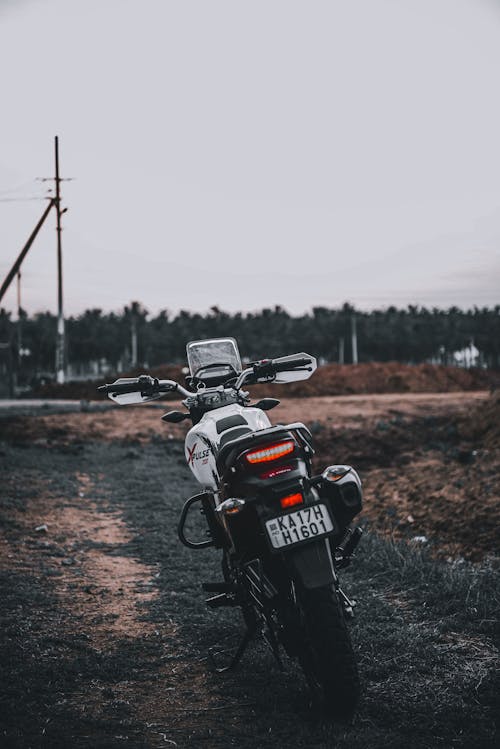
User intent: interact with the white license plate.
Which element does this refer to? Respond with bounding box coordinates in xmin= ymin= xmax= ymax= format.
xmin=265 ymin=503 xmax=334 ymax=549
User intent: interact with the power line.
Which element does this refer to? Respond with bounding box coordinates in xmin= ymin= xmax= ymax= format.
xmin=0 ymin=196 xmax=49 ymax=203
xmin=0 ymin=179 xmax=37 ymax=196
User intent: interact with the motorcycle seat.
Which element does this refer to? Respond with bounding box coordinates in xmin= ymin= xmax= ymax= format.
xmin=216 ymin=422 xmax=312 ymax=474
xmin=218 ymin=426 xmax=253 ymax=449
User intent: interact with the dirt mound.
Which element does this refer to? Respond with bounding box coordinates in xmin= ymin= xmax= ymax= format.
xmin=30 ymin=364 xmax=185 ymax=401
xmin=251 ymin=361 xmax=498 ymax=397
xmin=461 ymin=389 xmax=500 ymax=448
xmin=31 ymin=362 xmax=499 ymax=400
xmin=311 ymin=392 xmax=500 ymax=561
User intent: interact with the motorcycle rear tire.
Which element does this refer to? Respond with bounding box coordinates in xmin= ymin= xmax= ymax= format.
xmin=298 ymin=584 xmax=360 ymax=719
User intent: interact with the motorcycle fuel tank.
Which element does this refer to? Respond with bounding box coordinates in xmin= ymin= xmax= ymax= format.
xmin=184 ymin=404 xmax=271 ymax=490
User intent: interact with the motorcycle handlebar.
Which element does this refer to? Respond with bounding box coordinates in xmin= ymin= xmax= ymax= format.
xmin=97 ymin=377 xmax=149 ymax=395
xmin=234 ymin=355 xmax=313 ymax=389
xmin=169 ymin=381 xmax=192 ymax=398
xmin=253 ymin=356 xmax=312 ymax=376
xmin=272 ymin=357 xmax=312 ymax=372
xmin=100 ymin=355 xmax=314 ymax=399
xmin=98 ymin=376 xmax=193 ymax=399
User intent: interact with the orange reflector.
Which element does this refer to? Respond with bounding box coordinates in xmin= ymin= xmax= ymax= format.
xmin=280 ymin=492 xmax=304 ymax=509
xmin=245 ymin=440 xmax=295 ymax=464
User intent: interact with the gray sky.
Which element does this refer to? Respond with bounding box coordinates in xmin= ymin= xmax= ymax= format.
xmin=1 ymin=0 xmax=499 ymax=317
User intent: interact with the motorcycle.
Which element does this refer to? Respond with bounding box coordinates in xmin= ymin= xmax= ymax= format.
xmin=99 ymin=337 xmax=363 ymax=717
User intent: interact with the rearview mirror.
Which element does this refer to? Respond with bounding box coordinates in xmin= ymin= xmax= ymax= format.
xmin=253 ymin=398 xmax=280 ymax=411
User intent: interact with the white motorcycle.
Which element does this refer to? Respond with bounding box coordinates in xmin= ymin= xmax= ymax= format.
xmin=99 ymin=337 xmax=363 ymax=718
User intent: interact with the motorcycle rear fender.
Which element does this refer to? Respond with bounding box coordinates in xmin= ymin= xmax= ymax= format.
xmin=288 ymin=538 xmax=336 ymax=590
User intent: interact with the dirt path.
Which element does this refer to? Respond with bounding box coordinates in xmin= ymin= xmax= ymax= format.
xmin=0 ymin=449 xmax=224 ymax=747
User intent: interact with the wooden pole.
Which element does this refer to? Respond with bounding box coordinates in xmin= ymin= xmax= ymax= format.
xmin=0 ymin=199 xmax=55 ymax=304
xmin=351 ymin=314 xmax=358 ymax=364
xmin=54 ymin=135 xmax=65 ymax=384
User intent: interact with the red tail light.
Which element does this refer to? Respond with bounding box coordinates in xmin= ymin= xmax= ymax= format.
xmin=280 ymin=492 xmax=304 ymax=509
xmin=244 ymin=440 xmax=295 ymax=465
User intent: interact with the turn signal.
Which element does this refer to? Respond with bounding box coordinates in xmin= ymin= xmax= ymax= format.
xmin=216 ymin=498 xmax=246 ymax=515
xmin=280 ymin=492 xmax=304 ymax=509
xmin=323 ymin=465 xmax=351 ymax=482
xmin=245 ymin=440 xmax=295 ymax=464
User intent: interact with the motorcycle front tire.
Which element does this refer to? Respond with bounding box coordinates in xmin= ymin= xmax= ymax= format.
xmin=298 ymin=584 xmax=360 ymax=719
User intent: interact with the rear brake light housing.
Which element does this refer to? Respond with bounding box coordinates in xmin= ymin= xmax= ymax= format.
xmin=244 ymin=439 xmax=295 ymax=465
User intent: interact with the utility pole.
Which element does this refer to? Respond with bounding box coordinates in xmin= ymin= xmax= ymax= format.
xmin=16 ymin=271 xmax=22 ymax=361
xmin=0 ymin=136 xmax=72 ymax=385
xmin=351 ymin=313 xmax=358 ymax=365
xmin=54 ymin=136 xmax=65 ymax=384
xmin=131 ymin=312 xmax=138 ymax=368
xmin=13 ymin=272 xmax=22 ymax=393
xmin=36 ymin=136 xmax=72 ymax=383
xmin=338 ymin=336 xmax=344 ymax=365
xmin=129 ymin=301 xmax=141 ymax=367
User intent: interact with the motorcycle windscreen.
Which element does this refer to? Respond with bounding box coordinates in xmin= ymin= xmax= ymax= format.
xmin=186 ymin=338 xmax=242 ymax=377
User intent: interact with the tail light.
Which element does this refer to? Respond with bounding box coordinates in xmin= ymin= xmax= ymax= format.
xmin=280 ymin=492 xmax=304 ymax=509
xmin=244 ymin=439 xmax=295 ymax=465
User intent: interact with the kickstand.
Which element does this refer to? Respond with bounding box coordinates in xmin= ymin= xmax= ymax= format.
xmin=208 ymin=625 xmax=256 ymax=673
xmin=337 ymin=586 xmax=356 ymax=618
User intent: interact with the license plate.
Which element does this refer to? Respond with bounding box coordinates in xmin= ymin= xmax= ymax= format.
xmin=265 ymin=503 xmax=334 ymax=549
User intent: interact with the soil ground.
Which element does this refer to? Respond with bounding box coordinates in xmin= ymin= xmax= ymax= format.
xmin=0 ymin=392 xmax=498 ymax=747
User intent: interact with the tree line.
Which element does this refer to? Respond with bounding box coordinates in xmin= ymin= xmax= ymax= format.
xmin=0 ymin=302 xmax=499 ymax=377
